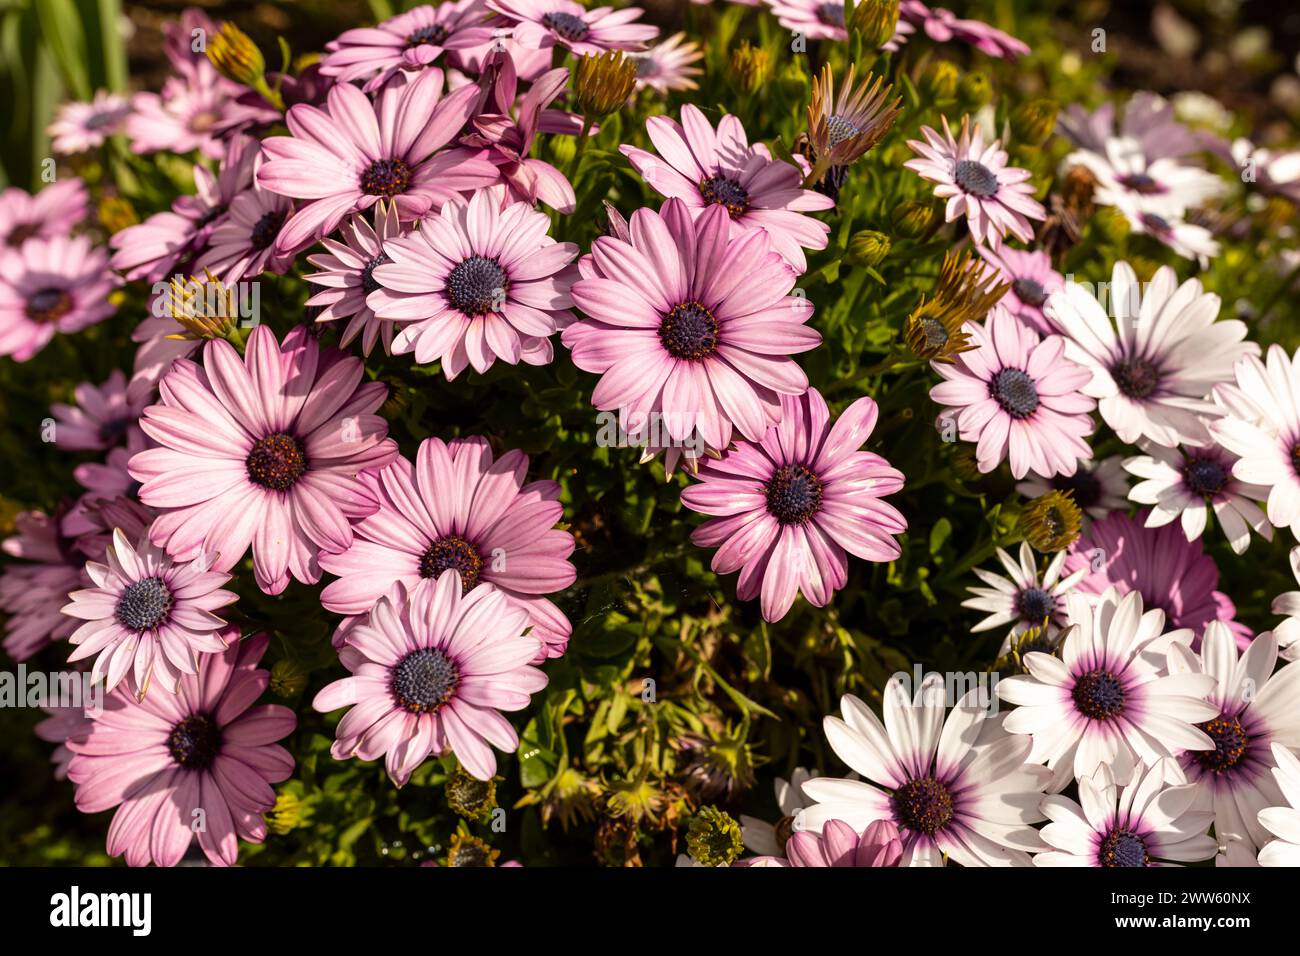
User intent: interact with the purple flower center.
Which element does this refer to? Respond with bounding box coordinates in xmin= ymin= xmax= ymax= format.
xmin=918 ymin=316 xmax=948 ymax=350
xmin=98 ymin=416 xmax=133 ymax=445
xmin=892 ymin=777 xmax=954 ymax=835
xmin=85 ymin=110 xmax=120 ymax=131
xmin=189 ymin=110 xmax=219 ymax=133
xmin=250 ymin=209 xmax=286 ymax=251
xmin=634 ymin=55 xmax=657 ymax=79
xmin=391 ymin=647 xmax=460 ymax=714
xmin=765 ymin=464 xmax=824 ymax=525
xmin=1183 ymin=454 xmax=1229 ymax=499
xmin=1111 ymin=357 xmax=1160 ymax=399
xmin=658 ymin=300 xmax=719 ymax=360
xmin=446 ymin=255 xmax=507 ymax=316
xmin=115 ymin=576 xmax=173 ymax=631
xmin=816 ymin=2 xmax=845 ymax=28
xmin=418 ymin=535 xmax=484 ymax=592
xmin=542 ymin=11 xmax=590 ymax=42
xmin=167 ymin=714 xmax=222 ymax=770
xmin=1015 ymin=586 xmax=1054 ymax=623
xmin=699 ymin=174 xmax=751 ymax=218
xmin=25 ymin=287 xmax=74 ymax=323
xmin=953 ymin=159 xmax=999 ymax=198
xmin=360 ymin=252 xmax=391 ymax=295
xmin=1119 ymin=172 xmax=1164 ymax=195
xmin=246 ymin=433 xmax=308 ymax=491
xmin=1050 ymin=470 xmax=1101 ymax=509
xmin=1072 ymin=669 xmax=1126 ymax=720
xmin=826 ymin=114 xmax=860 ymax=147
xmin=360 ymin=158 xmax=413 ymax=199
xmin=1140 ymin=212 xmax=1172 ymax=236
xmin=1195 ymin=715 xmax=1249 ymax=774
xmin=1012 ymin=277 xmax=1048 ymax=307
xmin=990 ymin=367 xmax=1040 ymax=419
xmin=1100 ymin=828 xmax=1149 ymax=867
xmin=407 ymin=23 xmax=450 ymax=46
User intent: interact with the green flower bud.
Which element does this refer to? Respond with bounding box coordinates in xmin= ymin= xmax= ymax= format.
xmin=850 ymin=0 xmax=900 ymax=50
xmin=686 ymin=806 xmax=744 ymax=867
xmin=1092 ymin=206 xmax=1131 ymax=244
xmin=922 ymin=61 xmax=959 ymax=100
xmin=958 ymin=71 xmax=993 ymax=108
xmin=847 ymin=230 xmax=892 ymax=269
xmin=892 ymin=200 xmax=937 ymax=239
xmin=1011 ymin=99 xmax=1058 ymax=147
xmin=269 ymin=658 xmax=307 ymax=698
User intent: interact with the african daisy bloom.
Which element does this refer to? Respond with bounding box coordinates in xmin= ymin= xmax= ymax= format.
xmin=128 ymin=325 xmax=399 ymax=595
xmin=1065 ymin=136 xmax=1225 ymax=221
xmin=1124 ymin=442 xmax=1272 ymax=554
xmin=196 ymin=184 xmax=296 ymax=283
xmin=765 ymin=0 xmax=850 ymax=42
xmin=1167 ymin=625 xmax=1300 ymax=852
xmin=899 ymin=1 xmax=1030 ymax=59
xmin=1035 ymin=758 xmax=1216 ymax=867
xmin=368 ymin=189 xmax=579 ymax=378
xmin=50 ymin=369 xmax=151 ymax=452
xmin=319 ymin=0 xmax=496 ymax=91
xmin=978 ymin=245 xmax=1064 ymax=336
xmin=1125 ymin=209 xmax=1220 ymax=265
xmin=1211 ymin=345 xmax=1300 ymax=540
xmin=962 ymin=542 xmax=1087 ymax=648
xmin=257 ymin=70 xmax=497 ymax=253
xmin=1058 ymin=91 xmax=1201 ymax=165
xmin=620 ymin=104 xmax=835 ymax=271
xmin=929 ymin=306 xmax=1095 ymax=479
xmin=486 ymin=0 xmax=658 ymax=56
xmin=904 ymin=115 xmax=1046 ymax=249
xmin=66 ymin=633 xmax=296 ymax=867
xmin=628 ymin=33 xmax=703 ymax=95
xmin=313 ymin=574 xmax=548 ymax=784
xmin=739 ymin=768 xmax=816 ymax=858
xmin=0 ymin=178 xmax=87 ymax=248
xmin=318 ymin=436 xmax=577 ymax=661
xmin=746 ymin=819 xmax=904 ymax=867
xmin=47 ymin=91 xmax=130 ymax=154
xmin=1062 ymin=509 xmax=1248 ymax=648
xmin=305 ymin=202 xmax=405 ymax=356
xmin=0 ymin=511 xmax=85 ymax=660
xmin=63 ymin=529 xmax=237 ymax=698
xmin=0 ymin=235 xmax=119 ymax=362
xmin=681 ymin=388 xmax=906 ymax=623
xmin=565 ymin=199 xmax=820 ymax=452
xmin=1045 ymin=262 xmax=1256 ymax=448
xmin=126 ymin=59 xmax=242 ymax=161
xmin=805 ymin=64 xmax=900 ymax=172
xmin=996 ymin=587 xmax=1218 ymax=792
xmin=1258 ymin=744 xmax=1300 ymax=866
xmin=1017 ymin=456 xmax=1130 ymax=525
xmin=795 ymin=674 xmax=1053 ymax=867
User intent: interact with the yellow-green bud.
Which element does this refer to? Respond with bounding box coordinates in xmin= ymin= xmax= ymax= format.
xmin=892 ymin=200 xmax=937 ymax=239
xmin=958 ymin=71 xmax=993 ymax=108
xmin=922 ymin=61 xmax=959 ymax=100
xmin=265 ymin=792 xmax=303 ymax=835
xmin=1093 ymin=206 xmax=1131 ymax=244
xmin=207 ymin=22 xmax=265 ymax=88
xmin=97 ymin=195 xmax=137 ymax=235
xmin=777 ymin=62 xmax=810 ymax=101
xmin=686 ymin=806 xmax=744 ymax=867
xmin=574 ymin=51 xmax=637 ymax=117
xmin=847 ymin=230 xmax=892 ymax=269
xmin=1019 ymin=491 xmax=1083 ymax=552
xmin=269 ymin=659 xmax=308 ymax=698
xmin=850 ymin=0 xmax=900 ymax=50
xmin=1011 ymin=99 xmax=1058 ymax=147
xmin=730 ymin=42 xmax=771 ymax=95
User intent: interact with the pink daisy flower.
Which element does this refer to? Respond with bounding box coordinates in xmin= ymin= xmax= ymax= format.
xmin=63 ymin=529 xmax=237 ymax=698
xmin=564 ymin=199 xmax=820 ymax=451
xmin=486 ymin=0 xmax=657 ymax=56
xmin=126 ymin=62 xmax=241 ymax=161
xmin=35 ymin=704 xmax=94 ymax=780
xmin=996 ymin=587 xmax=1219 ymax=792
xmin=621 ymin=104 xmax=835 ymax=271
xmin=62 ymin=492 xmax=156 ymax=569
xmin=195 ymin=184 xmax=296 ymax=283
xmin=0 ymin=511 xmax=85 ymax=660
xmin=47 ymin=91 xmax=130 ymax=154
xmin=305 ymin=202 xmax=406 ymax=356
xmin=368 ymin=189 xmax=578 ymax=377
xmin=320 ymin=0 xmax=497 ymax=92
xmin=319 ymin=436 xmax=576 ymax=660
xmin=67 ymin=633 xmax=296 ymax=867
xmin=110 ymin=134 xmax=259 ymax=283
xmin=1063 ymin=509 xmax=1249 ymax=648
xmin=905 ymin=115 xmax=1046 ymax=249
xmin=796 ymin=676 xmax=1053 ymax=867
xmin=930 ymin=306 xmax=1095 ymax=479
xmin=128 ymin=325 xmax=399 ymax=594
xmin=0 ymin=235 xmax=118 ymax=362
xmin=1046 ymin=262 xmax=1256 ymax=448
xmin=1059 ymin=91 xmax=1201 ymax=165
xmin=978 ymin=245 xmax=1064 ymax=336
xmin=258 ymin=69 xmax=498 ymax=253
xmin=0 ymin=178 xmax=87 ymax=249
xmin=744 ymin=819 xmax=903 ymax=867
xmin=681 ymin=388 xmax=906 ymax=623
xmin=50 ymin=369 xmax=151 ymax=452
xmin=629 ymin=33 xmax=704 ymax=95
xmin=764 ymin=0 xmax=850 ymax=42
xmin=313 ymin=574 xmax=548 ymax=783
xmin=900 ymin=1 xmax=1031 ymax=59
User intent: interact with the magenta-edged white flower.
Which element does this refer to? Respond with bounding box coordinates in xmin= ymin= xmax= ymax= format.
xmin=63 ymin=529 xmax=236 ymax=698
xmin=796 ymin=674 xmax=1053 ymax=867
xmin=313 ymin=574 xmax=548 ymax=784
xmin=997 ymin=587 xmax=1219 ymax=792
xmin=1036 ymin=758 xmax=1217 ymax=867
xmin=1258 ymin=744 xmax=1300 ymax=866
xmin=962 ymin=541 xmax=1087 ymax=650
xmin=486 ymin=0 xmax=658 ymax=56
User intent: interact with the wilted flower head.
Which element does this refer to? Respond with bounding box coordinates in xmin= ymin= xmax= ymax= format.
xmin=904 ymin=249 xmax=1005 ymax=361
xmin=807 ymin=64 xmax=900 ymax=171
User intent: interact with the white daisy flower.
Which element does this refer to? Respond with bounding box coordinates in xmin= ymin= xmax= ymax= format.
xmin=1125 ymin=208 xmax=1220 ymax=265
xmin=1124 ymin=441 xmax=1272 ymax=554
xmin=1258 ymin=744 xmax=1300 ymax=866
xmin=795 ymin=673 xmax=1052 ymax=867
xmin=996 ymin=587 xmax=1219 ymax=792
xmin=963 ymin=542 xmax=1087 ymax=651
xmin=1016 ymin=455 xmax=1130 ymax=524
xmin=1066 ymin=136 xmax=1226 ymax=219
xmin=739 ymin=768 xmax=815 ymax=858
xmin=1045 ymin=261 xmax=1258 ymax=448
xmin=1211 ymin=344 xmax=1300 ymax=540
xmin=1269 ymin=546 xmax=1300 ymax=663
xmin=1036 ymin=758 xmax=1217 ymax=867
